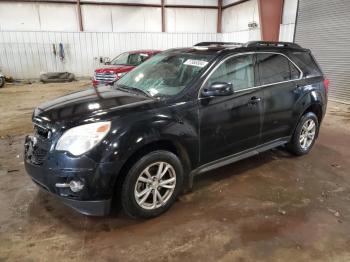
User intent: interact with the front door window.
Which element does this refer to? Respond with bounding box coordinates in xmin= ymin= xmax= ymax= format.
xmin=207 ymin=54 xmax=255 ymax=92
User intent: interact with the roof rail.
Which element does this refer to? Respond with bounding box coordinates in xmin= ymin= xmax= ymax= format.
xmin=194 ymin=41 xmax=242 ymax=47
xmin=245 ymin=41 xmax=301 ymax=49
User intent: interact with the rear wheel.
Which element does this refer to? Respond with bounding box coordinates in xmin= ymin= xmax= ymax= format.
xmin=287 ymin=112 xmax=319 ymax=155
xmin=121 ymin=150 xmax=183 ymax=219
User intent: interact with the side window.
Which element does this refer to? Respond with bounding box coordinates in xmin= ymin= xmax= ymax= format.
xmin=289 ymin=61 xmax=300 ymax=80
xmin=291 ymin=51 xmax=322 ymax=77
xmin=207 ymin=54 xmax=255 ymax=91
xmin=256 ymin=53 xmax=300 ymax=85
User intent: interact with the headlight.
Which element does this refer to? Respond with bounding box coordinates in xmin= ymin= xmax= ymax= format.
xmin=56 ymin=122 xmax=111 ymax=156
xmin=117 ymin=72 xmax=127 ymax=78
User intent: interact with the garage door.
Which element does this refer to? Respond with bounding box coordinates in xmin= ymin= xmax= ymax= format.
xmin=295 ymin=0 xmax=350 ymax=103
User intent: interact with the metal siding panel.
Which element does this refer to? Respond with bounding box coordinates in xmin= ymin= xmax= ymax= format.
xmin=0 ymin=31 xmax=221 ymax=78
xmin=0 ymin=30 xmax=259 ymax=79
xmin=295 ymin=0 xmax=350 ymax=103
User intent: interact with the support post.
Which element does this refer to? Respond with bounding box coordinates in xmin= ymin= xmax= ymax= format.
xmin=77 ymin=0 xmax=83 ymax=31
xmin=257 ymin=0 xmax=284 ymax=41
xmin=161 ymin=0 xmax=165 ymax=32
xmin=217 ymin=0 xmax=222 ymax=33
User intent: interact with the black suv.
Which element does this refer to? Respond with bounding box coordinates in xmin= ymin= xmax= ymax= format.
xmin=24 ymin=41 xmax=328 ymax=218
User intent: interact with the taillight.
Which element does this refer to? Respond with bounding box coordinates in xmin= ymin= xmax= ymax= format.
xmin=323 ymin=78 xmax=329 ymax=93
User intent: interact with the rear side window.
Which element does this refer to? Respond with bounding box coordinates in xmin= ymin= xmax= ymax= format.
xmin=256 ymin=53 xmax=301 ymax=85
xmin=290 ymin=51 xmax=322 ymax=77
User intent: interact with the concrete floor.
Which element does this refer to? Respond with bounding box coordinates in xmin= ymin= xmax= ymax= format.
xmin=0 ymin=81 xmax=350 ymax=262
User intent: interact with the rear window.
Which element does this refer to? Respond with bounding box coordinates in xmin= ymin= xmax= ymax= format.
xmin=256 ymin=53 xmax=301 ymax=85
xmin=289 ymin=51 xmax=323 ymax=77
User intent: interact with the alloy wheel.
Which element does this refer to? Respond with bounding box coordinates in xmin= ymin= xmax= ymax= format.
xmin=299 ymin=119 xmax=316 ymax=150
xmin=134 ymin=162 xmax=176 ymax=210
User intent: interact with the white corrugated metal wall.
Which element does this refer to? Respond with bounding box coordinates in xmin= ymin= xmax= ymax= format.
xmin=279 ymin=24 xmax=294 ymax=42
xmin=279 ymin=0 xmax=298 ymax=42
xmin=0 ymin=0 xmax=262 ymax=79
xmin=0 ymin=32 xmax=222 ymax=79
xmin=0 ymin=29 xmax=263 ymax=79
xmin=222 ymin=0 xmax=259 ymax=32
xmin=0 ymin=1 xmax=219 ymax=33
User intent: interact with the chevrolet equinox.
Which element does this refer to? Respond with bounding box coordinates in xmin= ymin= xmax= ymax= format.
xmin=25 ymin=41 xmax=328 ymax=218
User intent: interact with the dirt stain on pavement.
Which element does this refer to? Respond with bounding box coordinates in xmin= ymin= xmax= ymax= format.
xmin=0 ymin=82 xmax=350 ymax=261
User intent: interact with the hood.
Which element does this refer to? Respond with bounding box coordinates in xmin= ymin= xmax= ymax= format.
xmin=95 ymin=65 xmax=135 ymax=74
xmin=34 ymin=86 xmax=154 ymax=125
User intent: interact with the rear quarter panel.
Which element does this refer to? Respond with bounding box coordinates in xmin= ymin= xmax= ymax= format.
xmin=290 ymin=76 xmax=327 ymax=135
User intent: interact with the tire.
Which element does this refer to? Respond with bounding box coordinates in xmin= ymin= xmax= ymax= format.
xmin=0 ymin=77 xmax=4 ymax=88
xmin=121 ymin=150 xmax=184 ymax=219
xmin=287 ymin=112 xmax=319 ymax=156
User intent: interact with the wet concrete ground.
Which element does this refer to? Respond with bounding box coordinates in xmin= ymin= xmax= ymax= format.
xmin=0 ymin=82 xmax=350 ymax=262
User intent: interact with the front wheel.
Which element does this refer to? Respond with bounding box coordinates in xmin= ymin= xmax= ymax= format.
xmin=121 ymin=150 xmax=184 ymax=219
xmin=0 ymin=77 xmax=5 ymax=88
xmin=287 ymin=112 xmax=319 ymax=156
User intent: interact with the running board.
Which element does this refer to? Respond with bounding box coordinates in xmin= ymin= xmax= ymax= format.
xmin=191 ymin=138 xmax=289 ymax=176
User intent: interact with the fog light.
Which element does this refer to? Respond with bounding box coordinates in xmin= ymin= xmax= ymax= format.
xmin=69 ymin=180 xmax=84 ymax=192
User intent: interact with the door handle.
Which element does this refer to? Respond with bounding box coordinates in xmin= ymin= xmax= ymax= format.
xmin=248 ymin=96 xmax=262 ymax=104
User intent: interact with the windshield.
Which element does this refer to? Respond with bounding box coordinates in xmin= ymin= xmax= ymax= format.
xmin=111 ymin=52 xmax=150 ymax=66
xmin=115 ymin=51 xmax=214 ymax=97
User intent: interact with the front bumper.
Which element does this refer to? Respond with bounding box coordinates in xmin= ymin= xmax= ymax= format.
xmin=24 ymin=135 xmax=119 ymax=216
xmin=32 ymin=178 xmax=111 ymax=216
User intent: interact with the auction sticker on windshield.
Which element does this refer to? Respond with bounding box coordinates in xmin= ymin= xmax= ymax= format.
xmin=184 ymin=59 xmax=208 ymax=68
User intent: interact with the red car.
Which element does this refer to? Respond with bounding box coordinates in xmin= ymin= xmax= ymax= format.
xmin=92 ymin=50 xmax=161 ymax=87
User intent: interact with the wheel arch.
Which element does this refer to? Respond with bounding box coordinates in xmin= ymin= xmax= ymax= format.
xmin=303 ymin=103 xmax=323 ymax=124
xmin=290 ymin=87 xmax=325 ymax=135
xmin=112 ymin=139 xmax=192 ymax=206
xmin=291 ymin=101 xmax=323 ymax=140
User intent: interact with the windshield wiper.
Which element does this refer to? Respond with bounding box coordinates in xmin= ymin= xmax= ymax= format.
xmin=115 ymin=84 xmax=153 ymax=98
xmin=127 ymin=87 xmax=153 ymax=98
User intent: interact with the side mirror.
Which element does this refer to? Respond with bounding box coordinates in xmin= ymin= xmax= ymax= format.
xmin=202 ymin=82 xmax=234 ymax=97
xmin=104 ymin=57 xmax=111 ymax=65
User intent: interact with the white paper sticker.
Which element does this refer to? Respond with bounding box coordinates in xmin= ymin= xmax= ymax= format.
xmin=184 ymin=59 xmax=208 ymax=68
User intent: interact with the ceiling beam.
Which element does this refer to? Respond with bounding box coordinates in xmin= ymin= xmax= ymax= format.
xmin=80 ymin=1 xmax=161 ymax=7
xmin=164 ymin=4 xmax=217 ymax=9
xmin=0 ymin=0 xmax=220 ymax=9
xmin=0 ymin=0 xmax=253 ymax=9
xmin=0 ymin=0 xmax=76 ymax=3
xmin=222 ymin=0 xmax=251 ymax=9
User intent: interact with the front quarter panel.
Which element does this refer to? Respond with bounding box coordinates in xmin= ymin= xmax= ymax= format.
xmin=95 ymin=99 xmax=200 ymax=175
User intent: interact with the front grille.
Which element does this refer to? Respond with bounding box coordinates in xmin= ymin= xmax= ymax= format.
xmin=25 ymin=137 xmax=49 ymax=165
xmin=25 ymin=123 xmax=53 ymax=165
xmin=32 ymin=147 xmax=48 ymax=165
xmin=95 ymin=72 xmax=117 ymax=82
xmin=34 ymin=124 xmax=51 ymax=139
